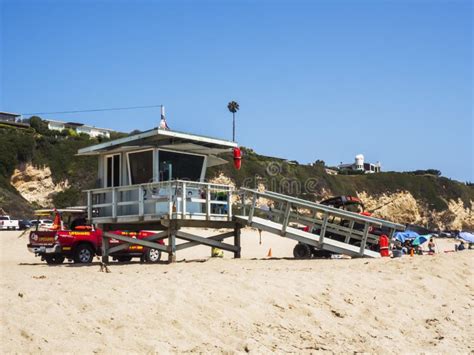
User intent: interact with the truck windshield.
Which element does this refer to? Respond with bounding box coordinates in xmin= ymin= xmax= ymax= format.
xmin=0 ymin=216 xmax=8 ymax=220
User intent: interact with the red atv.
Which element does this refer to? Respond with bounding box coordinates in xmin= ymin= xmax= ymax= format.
xmin=27 ymin=209 xmax=164 ymax=265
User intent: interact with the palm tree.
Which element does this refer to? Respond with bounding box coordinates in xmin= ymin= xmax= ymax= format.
xmin=227 ymin=100 xmax=239 ymax=142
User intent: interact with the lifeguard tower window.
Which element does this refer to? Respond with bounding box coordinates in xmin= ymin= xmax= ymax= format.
xmin=106 ymin=154 xmax=120 ymax=187
xmin=129 ymin=150 xmax=153 ymax=184
xmin=159 ymin=150 xmax=204 ymax=181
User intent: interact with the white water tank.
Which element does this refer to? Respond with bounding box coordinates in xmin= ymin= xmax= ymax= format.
xmin=355 ymin=154 xmax=364 ymax=170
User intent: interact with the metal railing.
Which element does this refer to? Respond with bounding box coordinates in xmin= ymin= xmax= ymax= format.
xmin=238 ymin=188 xmax=405 ymax=255
xmin=85 ymin=180 xmax=234 ymax=222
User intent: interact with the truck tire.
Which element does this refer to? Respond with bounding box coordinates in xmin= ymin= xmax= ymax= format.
xmin=144 ymin=248 xmax=161 ymax=263
xmin=293 ymin=243 xmax=312 ymax=259
xmin=44 ymin=255 xmax=65 ymax=265
xmin=116 ymin=256 xmax=132 ymax=262
xmin=74 ymin=244 xmax=94 ymax=264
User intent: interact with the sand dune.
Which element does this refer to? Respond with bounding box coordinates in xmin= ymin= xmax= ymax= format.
xmin=0 ymin=229 xmax=472 ymax=354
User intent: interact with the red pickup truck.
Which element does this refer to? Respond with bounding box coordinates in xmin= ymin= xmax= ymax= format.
xmin=27 ymin=209 xmax=165 ymax=265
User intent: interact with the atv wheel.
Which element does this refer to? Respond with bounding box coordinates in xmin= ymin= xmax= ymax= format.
xmin=44 ymin=255 xmax=65 ymax=265
xmin=145 ymin=248 xmax=161 ymax=263
xmin=74 ymin=244 xmax=94 ymax=264
xmin=116 ymin=256 xmax=133 ymax=262
xmin=293 ymin=243 xmax=312 ymax=259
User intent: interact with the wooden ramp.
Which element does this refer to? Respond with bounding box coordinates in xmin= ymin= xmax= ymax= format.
xmin=235 ymin=215 xmax=380 ymax=258
xmin=236 ymin=188 xmax=405 ymax=259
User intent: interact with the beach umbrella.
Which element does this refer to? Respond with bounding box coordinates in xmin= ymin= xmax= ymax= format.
xmin=459 ymin=232 xmax=474 ymax=244
xmin=412 ymin=234 xmax=431 ymax=246
xmin=394 ymin=230 xmax=420 ymax=243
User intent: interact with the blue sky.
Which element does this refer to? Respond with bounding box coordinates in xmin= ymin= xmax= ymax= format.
xmin=1 ymin=0 xmax=472 ymax=181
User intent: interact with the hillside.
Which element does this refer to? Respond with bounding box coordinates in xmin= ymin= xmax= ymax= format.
xmin=0 ymin=118 xmax=122 ymax=216
xmin=0 ymin=119 xmax=472 ymax=229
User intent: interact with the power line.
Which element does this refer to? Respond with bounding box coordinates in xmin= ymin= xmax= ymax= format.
xmin=22 ymin=104 xmax=163 ymax=116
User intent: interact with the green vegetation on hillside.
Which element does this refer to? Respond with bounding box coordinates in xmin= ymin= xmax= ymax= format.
xmin=0 ymin=117 xmax=127 ymax=215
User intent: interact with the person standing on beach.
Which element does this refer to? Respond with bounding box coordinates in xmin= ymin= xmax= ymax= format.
xmin=428 ymin=238 xmax=436 ymax=253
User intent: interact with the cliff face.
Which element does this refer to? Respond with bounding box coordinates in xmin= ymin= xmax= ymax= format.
xmin=358 ymin=191 xmax=473 ymax=230
xmin=10 ymin=163 xmax=70 ymax=207
xmin=0 ymin=123 xmax=98 ymax=217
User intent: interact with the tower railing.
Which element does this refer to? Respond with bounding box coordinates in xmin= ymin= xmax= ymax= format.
xmin=85 ymin=180 xmax=234 ymax=223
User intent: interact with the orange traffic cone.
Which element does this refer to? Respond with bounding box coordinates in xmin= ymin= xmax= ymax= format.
xmin=267 ymin=248 xmax=272 ymax=257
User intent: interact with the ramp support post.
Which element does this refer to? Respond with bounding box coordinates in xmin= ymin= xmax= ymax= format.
xmin=388 ymin=228 xmax=395 ymax=251
xmin=359 ymin=223 xmax=370 ymax=256
xmin=319 ymin=212 xmax=329 ymax=245
xmin=248 ymin=193 xmax=257 ymax=223
xmin=281 ymin=202 xmax=292 ymax=235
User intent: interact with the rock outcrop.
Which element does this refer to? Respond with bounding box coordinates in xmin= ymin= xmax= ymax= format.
xmin=10 ymin=164 xmax=69 ymax=207
xmin=358 ymin=191 xmax=473 ymax=230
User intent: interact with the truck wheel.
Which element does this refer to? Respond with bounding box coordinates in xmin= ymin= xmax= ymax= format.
xmin=44 ymin=255 xmax=65 ymax=265
xmin=293 ymin=243 xmax=312 ymax=259
xmin=116 ymin=256 xmax=132 ymax=262
xmin=145 ymin=248 xmax=161 ymax=263
xmin=74 ymin=244 xmax=94 ymax=264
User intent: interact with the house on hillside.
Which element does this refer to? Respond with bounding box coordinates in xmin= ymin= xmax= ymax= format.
xmin=0 ymin=111 xmax=30 ymax=129
xmin=0 ymin=111 xmax=21 ymax=122
xmin=338 ymin=154 xmax=381 ymax=174
xmin=44 ymin=119 xmax=113 ymax=138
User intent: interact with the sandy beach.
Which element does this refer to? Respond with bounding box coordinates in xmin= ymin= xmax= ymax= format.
xmin=0 ymin=229 xmax=473 ymax=354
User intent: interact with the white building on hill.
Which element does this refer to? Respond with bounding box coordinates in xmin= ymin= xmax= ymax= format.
xmin=338 ymin=154 xmax=381 ymax=174
xmin=45 ymin=119 xmax=113 ymax=138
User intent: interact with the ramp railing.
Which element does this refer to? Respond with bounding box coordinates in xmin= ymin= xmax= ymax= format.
xmin=237 ymin=188 xmax=405 ymax=256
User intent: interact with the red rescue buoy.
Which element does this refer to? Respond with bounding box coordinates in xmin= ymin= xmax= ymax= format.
xmin=379 ymin=234 xmax=389 ymax=257
xmin=233 ymin=147 xmax=242 ymax=170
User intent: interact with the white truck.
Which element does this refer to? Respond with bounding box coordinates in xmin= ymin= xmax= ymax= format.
xmin=0 ymin=216 xmax=19 ymax=230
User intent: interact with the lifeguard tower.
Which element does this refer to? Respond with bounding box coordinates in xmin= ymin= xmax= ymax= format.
xmin=79 ymin=127 xmax=405 ymax=263
xmin=78 ymin=127 xmax=242 ymax=262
